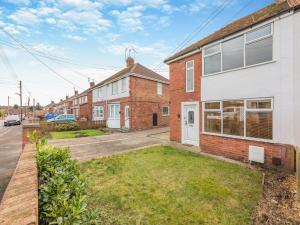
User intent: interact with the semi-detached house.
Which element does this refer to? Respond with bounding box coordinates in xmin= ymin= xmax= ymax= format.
xmin=164 ymin=0 xmax=300 ymax=171
xmin=92 ymin=57 xmax=170 ymax=130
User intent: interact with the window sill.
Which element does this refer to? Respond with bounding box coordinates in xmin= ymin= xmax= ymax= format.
xmin=203 ymin=60 xmax=276 ymax=77
xmin=201 ymin=132 xmax=275 ymax=144
xmin=162 ymin=114 xmax=169 ymax=117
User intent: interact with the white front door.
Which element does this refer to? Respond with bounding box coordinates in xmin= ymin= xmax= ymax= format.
xmin=124 ymin=105 xmax=130 ymax=129
xmin=182 ymin=102 xmax=199 ymax=146
xmin=107 ymin=103 xmax=121 ymax=128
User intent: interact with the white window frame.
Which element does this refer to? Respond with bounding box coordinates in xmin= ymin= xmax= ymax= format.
xmin=121 ymin=78 xmax=127 ymax=93
xmin=203 ymin=23 xmax=273 ymax=76
xmin=202 ymin=97 xmax=274 ymax=142
xmin=93 ymin=105 xmax=104 ymax=120
xmin=108 ymin=104 xmax=120 ymax=119
xmin=185 ymin=60 xmax=194 ymax=92
xmin=157 ymin=82 xmax=163 ymax=95
xmin=162 ymin=106 xmax=169 ymax=116
xmin=112 ymin=82 xmax=118 ymax=95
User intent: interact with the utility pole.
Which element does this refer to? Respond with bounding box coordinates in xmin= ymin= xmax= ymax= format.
xmin=7 ymin=96 xmax=9 ymax=116
xmin=27 ymin=97 xmax=30 ymax=118
xmin=19 ymin=80 xmax=22 ymax=121
xmin=33 ymin=98 xmax=35 ymax=118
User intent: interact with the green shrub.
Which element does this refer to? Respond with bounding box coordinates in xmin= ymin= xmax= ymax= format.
xmin=55 ymin=122 xmax=80 ymax=131
xmin=36 ymin=145 xmax=99 ymax=224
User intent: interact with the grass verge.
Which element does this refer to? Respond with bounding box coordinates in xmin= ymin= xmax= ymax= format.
xmin=81 ymin=146 xmax=262 ymax=225
xmin=50 ymin=129 xmax=104 ymax=139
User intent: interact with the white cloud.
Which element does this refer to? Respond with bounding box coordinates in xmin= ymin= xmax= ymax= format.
xmin=45 ymin=17 xmax=56 ymax=24
xmin=101 ymin=42 xmax=169 ymax=58
xmin=111 ymin=5 xmax=145 ymax=32
xmin=8 ymin=8 xmax=40 ymax=25
xmin=5 ymin=0 xmax=31 ymax=5
xmin=59 ymin=0 xmax=103 ymax=9
xmin=64 ymin=34 xmax=86 ymax=41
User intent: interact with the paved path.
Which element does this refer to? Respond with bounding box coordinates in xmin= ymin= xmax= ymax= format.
xmin=49 ymin=127 xmax=170 ymax=161
xmin=0 ymin=124 xmax=22 ymax=200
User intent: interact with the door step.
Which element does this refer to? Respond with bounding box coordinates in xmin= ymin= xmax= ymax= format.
xmin=120 ymin=128 xmax=130 ymax=133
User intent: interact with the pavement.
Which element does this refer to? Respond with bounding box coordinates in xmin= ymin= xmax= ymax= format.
xmin=0 ymin=122 xmax=22 ymax=200
xmin=48 ymin=127 xmax=171 ymax=162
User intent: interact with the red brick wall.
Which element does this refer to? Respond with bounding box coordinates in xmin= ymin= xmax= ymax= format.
xmin=169 ymin=52 xmax=202 ymax=143
xmin=79 ymin=92 xmax=93 ymax=121
xmin=92 ymin=76 xmax=170 ymax=130
xmin=201 ymin=134 xmax=295 ymax=171
xmin=130 ymin=76 xmax=170 ymax=129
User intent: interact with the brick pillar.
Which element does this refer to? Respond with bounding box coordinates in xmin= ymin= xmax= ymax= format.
xmin=22 ymin=122 xmax=41 ymax=148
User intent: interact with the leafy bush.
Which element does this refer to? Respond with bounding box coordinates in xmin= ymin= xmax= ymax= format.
xmin=36 ymin=145 xmax=99 ymax=224
xmin=55 ymin=122 xmax=80 ymax=131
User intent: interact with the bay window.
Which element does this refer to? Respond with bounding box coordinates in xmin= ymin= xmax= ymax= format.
xmin=204 ymin=102 xmax=221 ymax=134
xmin=93 ymin=106 xmax=104 ymax=120
xmin=246 ymin=99 xmax=273 ymax=140
xmin=204 ymin=98 xmax=273 ymax=140
xmin=203 ymin=24 xmax=273 ymax=75
xmin=223 ymin=100 xmax=244 ymax=136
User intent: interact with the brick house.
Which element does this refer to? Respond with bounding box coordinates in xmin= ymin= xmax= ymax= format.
xmin=164 ymin=0 xmax=300 ymax=171
xmin=71 ymin=82 xmax=95 ymax=120
xmin=92 ymin=57 xmax=170 ymax=130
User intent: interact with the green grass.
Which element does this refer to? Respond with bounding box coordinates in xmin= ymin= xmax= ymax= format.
xmin=50 ymin=129 xmax=104 ymax=139
xmin=80 ymin=146 xmax=262 ymax=225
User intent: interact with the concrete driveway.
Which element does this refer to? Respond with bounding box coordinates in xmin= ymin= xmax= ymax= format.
xmin=0 ymin=124 xmax=22 ymax=200
xmin=49 ymin=127 xmax=170 ymax=161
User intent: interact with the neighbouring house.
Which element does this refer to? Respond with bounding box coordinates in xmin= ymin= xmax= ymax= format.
xmin=164 ymin=0 xmax=300 ymax=171
xmin=92 ymin=57 xmax=170 ymax=129
xmin=44 ymin=101 xmax=56 ymax=113
xmin=72 ymin=82 xmax=95 ymax=121
xmin=55 ymin=96 xmax=72 ymax=115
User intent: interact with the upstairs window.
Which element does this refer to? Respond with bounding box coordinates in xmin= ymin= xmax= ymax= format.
xmin=245 ymin=25 xmax=272 ymax=66
xmin=186 ymin=60 xmax=194 ymax=92
xmin=157 ymin=82 xmax=163 ymax=95
xmin=112 ymin=82 xmax=118 ymax=95
xmin=121 ymin=78 xmax=127 ymax=92
xmin=203 ymin=23 xmax=273 ymax=76
xmin=204 ymin=44 xmax=221 ymax=75
xmin=222 ymin=36 xmax=244 ymax=70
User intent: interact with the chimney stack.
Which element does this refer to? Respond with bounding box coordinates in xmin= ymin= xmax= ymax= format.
xmin=126 ymin=57 xmax=135 ymax=67
xmin=66 ymin=95 xmax=69 ymax=100
xmin=74 ymin=90 xmax=78 ymax=95
xmin=60 ymin=99 xmax=63 ymax=102
xmin=90 ymin=81 xmax=95 ymax=87
xmin=51 ymin=100 xmax=54 ymax=104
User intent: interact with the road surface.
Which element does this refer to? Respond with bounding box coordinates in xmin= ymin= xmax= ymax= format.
xmin=0 ymin=122 xmax=22 ymax=200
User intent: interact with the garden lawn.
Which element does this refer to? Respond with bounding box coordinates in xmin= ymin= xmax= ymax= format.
xmin=81 ymin=146 xmax=262 ymax=225
xmin=50 ymin=129 xmax=104 ymax=139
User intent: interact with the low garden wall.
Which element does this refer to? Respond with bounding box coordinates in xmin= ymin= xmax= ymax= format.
xmin=40 ymin=120 xmax=106 ymax=132
xmin=0 ymin=144 xmax=38 ymax=225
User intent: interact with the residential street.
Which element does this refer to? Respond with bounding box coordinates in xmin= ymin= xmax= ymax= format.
xmin=49 ymin=127 xmax=170 ymax=162
xmin=0 ymin=122 xmax=22 ymax=200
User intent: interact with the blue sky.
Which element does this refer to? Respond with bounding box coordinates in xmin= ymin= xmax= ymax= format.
xmin=0 ymin=0 xmax=274 ymax=106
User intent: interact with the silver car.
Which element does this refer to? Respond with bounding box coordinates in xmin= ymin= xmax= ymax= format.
xmin=4 ymin=115 xmax=21 ymax=126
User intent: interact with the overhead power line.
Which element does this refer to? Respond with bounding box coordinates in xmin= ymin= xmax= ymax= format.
xmin=152 ymin=0 xmax=233 ymax=71
xmin=0 ymin=27 xmax=84 ymax=91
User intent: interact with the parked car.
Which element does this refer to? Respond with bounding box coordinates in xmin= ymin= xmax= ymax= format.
xmin=4 ymin=115 xmax=21 ymax=126
xmin=47 ymin=114 xmax=76 ymax=123
xmin=44 ymin=112 xmax=57 ymax=120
